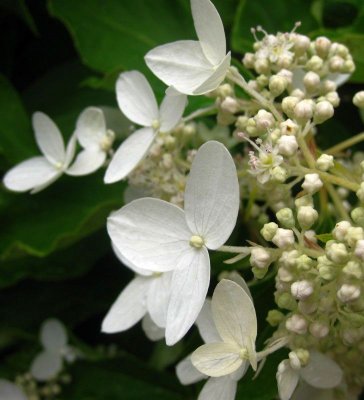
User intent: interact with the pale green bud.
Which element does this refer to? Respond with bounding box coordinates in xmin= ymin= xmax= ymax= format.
xmin=255 ymin=58 xmax=270 ymax=74
xmin=337 ymin=284 xmax=361 ymax=303
xmin=243 ymin=52 xmax=255 ymax=69
xmin=303 ymin=71 xmax=320 ymax=92
xmin=357 ymin=182 xmax=364 ymax=203
xmin=254 ymin=109 xmax=275 ymax=132
xmin=318 ymin=265 xmax=336 ymax=280
xmin=343 ymin=260 xmax=363 ymax=279
xmin=326 ymin=241 xmax=349 ymax=264
xmin=269 ymin=75 xmax=287 ymax=97
xmin=282 ymin=96 xmax=300 ymax=118
xmin=333 ymin=220 xmax=351 ymax=241
xmin=295 ymin=194 xmax=313 ymax=208
xmin=271 ymin=166 xmax=288 ymax=182
xmin=252 ymin=266 xmax=268 ymax=279
xmin=257 ymin=74 xmax=269 ymax=88
xmin=276 ymin=208 xmax=295 ymax=228
xmin=276 ymin=292 xmax=297 ymax=310
xmin=267 ymin=310 xmax=285 ymax=326
xmin=294 ymin=99 xmax=315 ymax=122
xmin=314 ymin=100 xmax=334 ymax=124
xmin=261 ymin=222 xmax=278 ymax=241
xmin=217 ymin=83 xmax=233 ymax=97
xmin=329 ymin=55 xmax=344 ymax=72
xmin=297 ymin=206 xmax=318 ymax=229
xmin=316 ymin=153 xmax=334 ymax=171
xmin=235 ymin=115 xmax=248 ymax=131
xmin=325 ymin=91 xmax=340 ymax=107
xmin=286 ymin=314 xmax=307 ymax=334
xmin=345 ymin=226 xmax=364 ymax=248
xmin=309 ymin=321 xmax=329 ymax=338
xmin=315 ymin=36 xmax=331 ymax=58
xmin=296 ymin=254 xmax=314 ymax=271
xmin=343 ymin=59 xmax=355 ymax=73
xmin=353 ymin=91 xmax=364 ymax=109
xmin=306 ymin=55 xmax=324 ymax=71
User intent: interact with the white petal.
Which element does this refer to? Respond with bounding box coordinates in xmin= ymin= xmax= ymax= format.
xmin=191 ymin=0 xmax=226 ymax=65
xmin=176 ymin=356 xmax=206 ymax=385
xmin=145 ymin=40 xmax=215 ymax=95
xmin=75 ymin=107 xmax=106 ymax=150
xmin=141 ymin=314 xmax=165 ymax=341
xmin=116 ymin=71 xmax=158 ymax=127
xmin=66 ymin=149 xmax=106 ymax=176
xmin=230 ymin=362 xmax=249 ymax=381
xmin=192 ymin=52 xmax=231 ymax=95
xmin=3 ymin=156 xmax=60 ymax=193
xmin=0 ymin=380 xmax=27 ymax=400
xmin=64 ymin=134 xmax=77 ymax=168
xmin=159 ymin=93 xmax=187 ymax=132
xmin=32 ymin=112 xmax=65 ymax=164
xmin=191 ymin=342 xmax=242 ymax=377
xmin=224 ymin=271 xmax=252 ymax=301
xmin=165 ymin=247 xmax=210 ymax=345
xmin=41 ymin=319 xmax=67 ymax=351
xmin=30 ymin=351 xmax=62 ymax=381
xmin=101 ymin=276 xmax=149 ymax=333
xmin=147 ymin=272 xmax=172 ymax=327
xmin=112 ymin=243 xmax=153 ymax=276
xmin=326 ymin=72 xmax=350 ymax=87
xmin=107 ymin=198 xmax=191 ymax=272
xmin=300 ymin=352 xmax=343 ymax=389
xmin=291 ymin=381 xmax=334 ymax=400
xmin=276 ymin=360 xmax=300 ymax=400
xmin=104 ymin=127 xmax=155 ymax=183
xmin=198 ymin=376 xmax=237 ymax=400
xmin=196 ymin=299 xmax=221 ymax=343
xmin=184 ymin=141 xmax=239 ymax=249
xmin=212 ymin=279 xmax=257 ymax=348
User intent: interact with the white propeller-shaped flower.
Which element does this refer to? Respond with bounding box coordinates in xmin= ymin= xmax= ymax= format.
xmin=104 ymin=71 xmax=187 ymax=184
xmin=31 ymin=319 xmax=76 ymax=381
xmin=145 ymin=0 xmax=231 ymax=95
xmin=67 ymin=107 xmax=114 ymax=176
xmin=276 ymin=351 xmax=343 ymax=400
xmin=102 ymin=245 xmax=172 ymax=338
xmin=191 ymin=279 xmax=258 ymax=377
xmin=0 ymin=380 xmax=27 ymax=400
xmin=3 ymin=112 xmax=76 ymax=194
xmin=107 ymin=140 xmax=240 ymax=345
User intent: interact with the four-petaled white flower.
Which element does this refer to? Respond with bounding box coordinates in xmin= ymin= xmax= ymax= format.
xmin=145 ymin=0 xmax=231 ymax=95
xmin=0 ymin=380 xmax=27 ymax=400
xmin=30 ymin=319 xmax=77 ymax=381
xmin=3 ymin=112 xmax=76 ymax=193
xmin=67 ymin=107 xmax=114 ymax=176
xmin=276 ymin=351 xmax=343 ymax=400
xmin=102 ymin=245 xmax=172 ymax=341
xmin=191 ymin=279 xmax=258 ymax=377
xmin=107 ymin=140 xmax=240 ymax=345
xmin=104 ymin=71 xmax=187 ymax=184
xmin=177 ymin=273 xmax=252 ymax=400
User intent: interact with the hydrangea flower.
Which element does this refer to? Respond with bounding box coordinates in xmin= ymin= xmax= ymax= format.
xmin=104 ymin=71 xmax=186 ymax=183
xmin=30 ymin=319 xmax=76 ymax=381
xmin=102 ymin=245 xmax=172 ymax=339
xmin=67 ymin=107 xmax=114 ymax=176
xmin=276 ymin=351 xmax=343 ymax=400
xmin=3 ymin=112 xmax=76 ymax=193
xmin=0 ymin=380 xmax=27 ymax=400
xmin=145 ymin=0 xmax=231 ymax=95
xmin=107 ymin=140 xmax=239 ymax=345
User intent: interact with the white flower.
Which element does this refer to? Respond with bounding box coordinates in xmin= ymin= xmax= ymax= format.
xmin=276 ymin=351 xmax=343 ymax=400
xmin=107 ymin=141 xmax=239 ymax=345
xmin=67 ymin=107 xmax=114 ymax=176
xmin=145 ymin=0 xmax=231 ymax=95
xmin=177 ymin=280 xmax=250 ymax=400
xmin=0 ymin=380 xmax=27 ymax=400
xmin=104 ymin=71 xmax=186 ymax=183
xmin=191 ymin=279 xmax=258 ymax=377
xmin=30 ymin=319 xmax=76 ymax=381
xmin=102 ymin=245 xmax=172 ymax=340
xmin=3 ymin=112 xmax=76 ymax=193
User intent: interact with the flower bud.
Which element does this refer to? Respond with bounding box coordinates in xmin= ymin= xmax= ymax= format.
xmin=254 ymin=110 xmax=275 ymax=132
xmin=261 ymin=222 xmax=278 ymax=241
xmin=314 ymin=100 xmax=334 ymax=124
xmin=302 ymin=173 xmax=323 ymax=194
xmin=293 ymin=34 xmax=310 ymax=54
xmin=295 ymin=194 xmax=313 ymax=208
xmin=315 ymin=36 xmax=331 ymax=58
xmin=351 ymin=207 xmax=364 ymax=226
xmin=303 ymin=71 xmax=320 ymax=92
xmin=277 ymin=69 xmax=293 ymax=84
xmin=345 ymin=227 xmax=364 ymax=247
xmin=221 ymin=96 xmax=239 ymax=113
xmin=333 ymin=221 xmax=351 ymax=241
xmin=280 ymin=119 xmax=298 ymax=136
xmin=266 ymin=310 xmax=284 ymax=326
xmin=326 ymin=241 xmax=349 ymax=263
xmin=294 ymin=99 xmax=315 ymax=122
xmin=277 ymin=293 xmax=297 ymax=310
xmin=337 ymin=284 xmax=361 ymax=303
xmin=306 ymin=55 xmax=324 ymax=71
xmin=255 ymin=58 xmax=270 ymax=75
xmin=282 ymin=96 xmax=299 ymax=117
xmin=326 ymin=91 xmax=340 ymax=107
xmin=291 ymin=280 xmax=314 ymax=300
xmin=271 ymin=166 xmax=288 ymax=183
xmin=309 ymin=321 xmax=329 ymax=338
xmin=357 ymin=182 xmax=364 ymax=203
xmin=343 ymin=260 xmax=363 ymax=279
xmin=256 ymin=74 xmax=269 ymax=88
xmin=276 ymin=208 xmax=295 ymax=228
xmin=329 ymin=56 xmax=344 ymax=72
xmin=297 ymin=206 xmax=318 ymax=229
xmin=296 ymin=254 xmax=314 ymax=271
xmin=355 ymin=239 xmax=364 ymax=260
xmin=316 ymin=153 xmax=334 ymax=171
xmin=243 ymin=53 xmax=255 ymax=69
xmin=272 ymin=228 xmax=295 ymax=248
xmin=286 ymin=314 xmax=308 ymax=334
xmin=277 ymin=135 xmax=298 ymax=157
xmin=318 ymin=265 xmax=336 ymax=280
xmin=269 ymin=75 xmax=287 ymax=97
xmin=321 ymin=79 xmax=337 ymax=93
xmin=353 ymin=91 xmax=364 ymax=109
xmin=250 ymin=247 xmax=271 ymax=269
xmin=279 ymin=250 xmax=299 ymax=268
xmin=277 ymin=267 xmax=294 ymax=283
xmin=288 ymin=351 xmax=302 ymax=370
xmin=235 ymin=115 xmax=248 ymax=131
xmin=343 ymin=59 xmax=355 ymax=73
xmin=298 ymin=300 xmax=317 ymax=314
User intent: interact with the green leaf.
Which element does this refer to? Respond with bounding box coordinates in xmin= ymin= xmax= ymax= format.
xmin=0 ymin=173 xmax=125 ymax=261
xmin=0 ymin=74 xmax=37 ymax=164
xmin=231 ymin=0 xmax=320 ymax=54
xmin=316 ymin=232 xmax=334 ymax=243
xmin=48 ymin=0 xmax=195 ymax=75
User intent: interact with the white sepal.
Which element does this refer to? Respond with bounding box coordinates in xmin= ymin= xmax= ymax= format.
xmin=30 ymin=350 xmax=63 ymax=381
xmin=159 ymin=93 xmax=187 ymax=132
xmin=40 ymin=319 xmax=67 ymax=351
xmin=196 ymin=299 xmax=221 ymax=344
xmin=198 ymin=376 xmax=237 ymax=400
xmin=0 ymin=380 xmax=27 ymax=400
xmin=67 ymin=149 xmax=106 ymax=176
xmin=141 ymin=314 xmax=165 ymax=341
xmin=276 ymin=360 xmax=300 ymax=400
xmin=176 ymin=356 xmax=206 ymax=385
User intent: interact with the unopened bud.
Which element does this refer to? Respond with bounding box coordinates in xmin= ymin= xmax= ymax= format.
xmin=355 ymin=239 xmax=364 ymax=260
xmin=337 ymin=284 xmax=361 ymax=303
xmin=295 ymin=194 xmax=313 ymax=208
xmin=277 ymin=135 xmax=298 ymax=157
xmin=303 ymin=72 xmax=320 ymax=92
xmin=343 ymin=260 xmax=363 ymax=279
xmin=277 ymin=292 xmax=296 ymax=310
xmin=357 ymin=182 xmax=364 ymax=203
xmin=296 ymin=254 xmax=314 ymax=271
xmin=353 ymin=91 xmax=364 ymax=109
xmin=315 ymin=36 xmax=331 ymax=58
xmin=218 ymin=83 xmax=233 ymax=97
xmin=269 ymin=75 xmax=287 ymax=97
xmin=255 ymin=109 xmax=275 ymax=132
xmin=316 ymin=153 xmax=334 ymax=171
xmin=261 ymin=222 xmax=278 ymax=241
xmin=255 ymin=58 xmax=270 ymax=74
xmin=345 ymin=227 xmax=364 ymax=247
xmin=329 ymin=56 xmax=344 ymax=72
xmin=307 ymin=55 xmax=324 ymax=71
xmin=326 ymin=91 xmax=340 ymax=107
xmin=282 ymin=96 xmax=299 ymax=118
xmin=286 ymin=314 xmax=307 ymax=334
xmin=272 ymin=228 xmax=295 ymax=248
xmin=271 ymin=166 xmax=288 ymax=182
xmin=297 ymin=206 xmax=318 ymax=229
xmin=221 ymin=96 xmax=239 ymax=113
xmin=291 ymin=280 xmax=314 ymax=300
xmin=267 ymin=310 xmax=284 ymax=326
xmin=322 ymin=79 xmax=337 ymax=93
xmin=243 ymin=53 xmax=255 ymax=69
xmin=302 ymin=173 xmax=323 ymax=194
xmin=294 ymin=34 xmax=310 ymax=54
xmin=333 ymin=221 xmax=351 ymax=241
xmin=314 ymin=101 xmax=334 ymax=124
xmin=326 ymin=241 xmax=349 ymax=263
xmin=309 ymin=321 xmax=329 ymax=338
xmin=351 ymin=207 xmax=364 ymax=226
xmin=294 ymin=99 xmax=315 ymax=122
xmin=250 ymin=247 xmax=271 ymax=269
xmin=276 ymin=208 xmax=295 ymax=228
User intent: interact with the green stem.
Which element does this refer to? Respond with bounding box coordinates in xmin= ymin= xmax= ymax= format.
xmin=297 ymin=132 xmax=316 ymax=169
xmin=183 ymin=105 xmax=217 ymax=122
xmin=218 ymin=245 xmax=251 ymax=254
xmin=325 ymin=132 xmax=364 ymax=155
xmin=325 ymin=182 xmax=351 ymax=221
